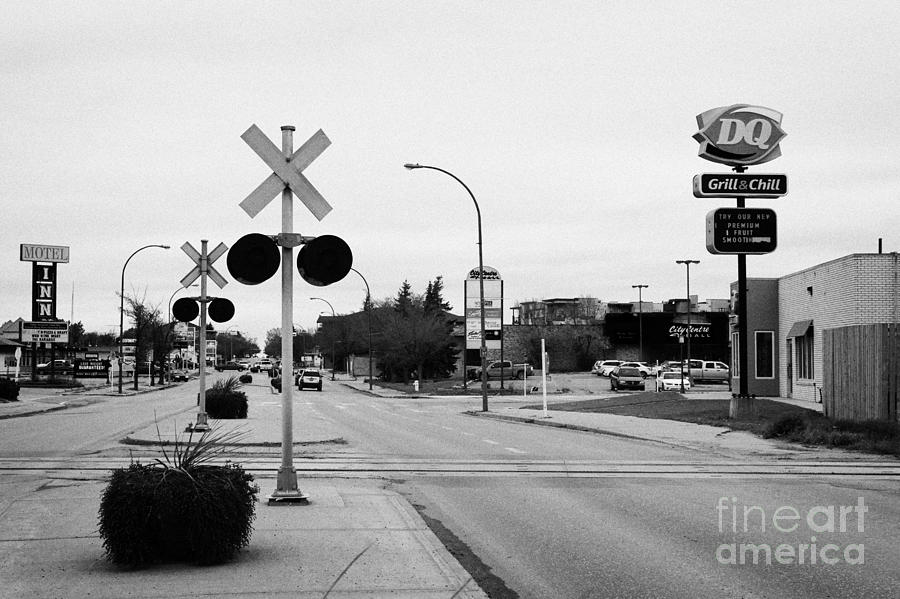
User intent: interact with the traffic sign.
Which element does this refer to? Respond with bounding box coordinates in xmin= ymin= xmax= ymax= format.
xmin=706 ymin=208 xmax=777 ymax=255
xmin=693 ymin=173 xmax=787 ymax=198
xmin=239 ymin=124 xmax=332 ymax=220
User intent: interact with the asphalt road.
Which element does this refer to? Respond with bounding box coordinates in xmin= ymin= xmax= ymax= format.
xmin=2 ymin=376 xmax=898 ymax=598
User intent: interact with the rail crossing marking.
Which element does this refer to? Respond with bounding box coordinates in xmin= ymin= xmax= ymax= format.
xmin=239 ymin=124 xmax=332 ymax=220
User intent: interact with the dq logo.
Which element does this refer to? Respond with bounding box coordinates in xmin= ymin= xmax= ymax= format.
xmin=693 ymin=104 xmax=786 ymax=167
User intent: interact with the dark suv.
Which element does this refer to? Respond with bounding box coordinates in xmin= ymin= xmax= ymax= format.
xmin=610 ymin=367 xmax=646 ymax=392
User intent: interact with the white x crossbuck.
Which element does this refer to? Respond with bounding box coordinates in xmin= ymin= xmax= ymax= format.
xmin=239 ymin=124 xmax=332 ymax=221
xmin=180 ymin=241 xmax=228 ymax=289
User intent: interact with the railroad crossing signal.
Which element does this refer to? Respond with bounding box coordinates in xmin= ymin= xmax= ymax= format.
xmin=180 ymin=241 xmax=228 ymax=289
xmin=239 ymin=124 xmax=332 ymax=221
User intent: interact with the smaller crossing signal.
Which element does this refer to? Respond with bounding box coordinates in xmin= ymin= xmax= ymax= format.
xmin=227 ymin=233 xmax=281 ymax=285
xmin=172 ymin=297 xmax=199 ymax=322
xmin=208 ymin=298 xmax=235 ymax=323
xmin=297 ymin=235 xmax=353 ymax=287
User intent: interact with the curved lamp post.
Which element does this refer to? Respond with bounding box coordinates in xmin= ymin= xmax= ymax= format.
xmin=404 ymin=163 xmax=489 ymax=412
xmin=119 ymin=244 xmax=170 ymax=394
xmin=310 ymin=297 xmax=336 ymax=380
xmin=350 ymin=268 xmax=373 ymax=390
xmin=676 ymin=260 xmax=699 ymax=392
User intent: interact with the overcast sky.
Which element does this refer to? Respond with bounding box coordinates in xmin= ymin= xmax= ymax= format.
xmin=2 ymin=1 xmax=899 ymax=348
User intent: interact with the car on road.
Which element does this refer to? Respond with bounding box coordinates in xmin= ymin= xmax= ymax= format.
xmin=296 ymin=369 xmax=323 ymax=391
xmin=656 ymin=370 xmax=691 ymax=391
xmin=170 ymin=369 xmax=190 ymax=382
xmin=592 ymin=360 xmax=623 ymax=377
xmin=256 ymin=359 xmax=274 ymax=374
xmin=215 ymin=361 xmax=246 ymax=372
xmin=609 ymin=366 xmax=646 ymax=391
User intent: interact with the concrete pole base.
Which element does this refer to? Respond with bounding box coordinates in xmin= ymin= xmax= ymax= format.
xmin=268 ymin=468 xmax=309 ymax=504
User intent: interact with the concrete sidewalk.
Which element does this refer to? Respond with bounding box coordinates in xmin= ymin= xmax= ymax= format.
xmin=0 ymin=477 xmax=486 ymax=598
xmin=0 ymin=376 xmax=487 ymax=598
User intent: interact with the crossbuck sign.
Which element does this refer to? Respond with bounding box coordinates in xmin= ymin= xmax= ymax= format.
xmin=180 ymin=241 xmax=228 ymax=289
xmin=239 ymin=124 xmax=332 ymax=221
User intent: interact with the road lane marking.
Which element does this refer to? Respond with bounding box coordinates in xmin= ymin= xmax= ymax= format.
xmin=506 ymin=447 xmax=527 ymax=454
xmin=482 ymin=439 xmax=500 ymax=445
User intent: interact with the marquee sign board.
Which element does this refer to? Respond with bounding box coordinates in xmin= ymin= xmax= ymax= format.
xmin=464 ymin=266 xmax=503 ymax=349
xmin=693 ymin=173 xmax=787 ymax=198
xmin=693 ymin=105 xmax=786 ymax=167
xmin=20 ymin=321 xmax=68 ymax=343
xmin=706 ymin=208 xmax=777 ymax=255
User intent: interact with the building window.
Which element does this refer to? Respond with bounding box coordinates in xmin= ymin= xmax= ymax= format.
xmin=755 ymin=331 xmax=774 ymax=379
xmin=796 ymin=327 xmax=814 ymax=380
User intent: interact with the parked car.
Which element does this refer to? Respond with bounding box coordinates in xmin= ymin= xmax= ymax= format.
xmin=170 ymin=369 xmax=189 ymax=382
xmin=686 ymin=360 xmax=730 ymax=383
xmin=472 ymin=360 xmax=534 ymax=380
xmin=610 ymin=366 xmax=646 ymax=391
xmin=296 ymin=369 xmax=323 ymax=391
xmin=619 ymin=361 xmax=653 ymax=378
xmin=36 ymin=359 xmax=73 ymax=373
xmin=592 ymin=360 xmax=623 ymax=377
xmin=215 ymin=361 xmax=246 ymax=372
xmin=656 ymin=370 xmax=691 ymax=391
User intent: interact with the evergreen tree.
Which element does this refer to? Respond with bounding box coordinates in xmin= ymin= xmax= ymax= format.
xmin=395 ymin=280 xmax=413 ymax=315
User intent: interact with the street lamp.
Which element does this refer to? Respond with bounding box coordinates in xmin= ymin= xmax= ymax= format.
xmin=675 ymin=260 xmax=699 ymax=390
xmin=404 ymin=162 xmax=489 ymax=412
xmin=223 ymin=326 xmax=240 ymax=362
xmin=119 ymin=244 xmax=170 ymax=394
xmin=350 ymin=268 xmax=373 ymax=391
xmin=632 ymin=284 xmax=648 ymax=362
xmin=310 ymin=297 xmax=336 ymax=380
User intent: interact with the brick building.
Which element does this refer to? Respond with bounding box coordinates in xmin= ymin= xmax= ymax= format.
xmin=737 ymin=253 xmax=900 ymax=405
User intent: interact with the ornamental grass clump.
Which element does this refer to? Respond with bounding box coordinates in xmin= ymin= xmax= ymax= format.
xmin=98 ymin=425 xmax=258 ymax=567
xmin=205 ymin=375 xmax=248 ymax=419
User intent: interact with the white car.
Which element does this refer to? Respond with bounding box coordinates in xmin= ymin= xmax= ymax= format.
xmin=656 ymin=371 xmax=691 ymax=392
xmin=619 ymin=361 xmax=653 ymax=378
xmin=591 ymin=360 xmax=623 ymax=376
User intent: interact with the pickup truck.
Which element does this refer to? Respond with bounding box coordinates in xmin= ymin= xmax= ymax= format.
xmin=472 ymin=360 xmax=534 ymax=380
xmin=670 ymin=360 xmax=730 ymax=383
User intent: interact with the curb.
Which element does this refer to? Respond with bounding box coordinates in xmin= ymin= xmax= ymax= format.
xmin=465 ymin=409 xmax=654 ymax=444
xmin=0 ymin=403 xmax=68 ymax=420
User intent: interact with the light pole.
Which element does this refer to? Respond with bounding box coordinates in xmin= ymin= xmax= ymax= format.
xmin=310 ymin=297 xmax=336 ymax=380
xmin=223 ymin=326 xmax=240 ymax=362
xmin=632 ymin=284 xmax=648 ymax=362
xmin=119 ymin=244 xmax=169 ymax=394
xmin=404 ymin=163 xmax=489 ymax=412
xmin=350 ymin=268 xmax=373 ymax=390
xmin=675 ymin=260 xmax=699 ymax=389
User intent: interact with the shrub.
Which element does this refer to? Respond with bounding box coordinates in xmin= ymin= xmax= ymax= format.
xmin=0 ymin=378 xmax=19 ymax=401
xmin=98 ymin=426 xmax=258 ymax=567
xmin=239 ymin=373 xmax=252 ymax=384
xmin=761 ymin=414 xmax=805 ymax=438
xmin=205 ymin=376 xmax=248 ymax=419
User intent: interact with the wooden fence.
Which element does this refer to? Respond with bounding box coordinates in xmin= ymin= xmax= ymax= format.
xmin=822 ymin=323 xmax=899 ymax=422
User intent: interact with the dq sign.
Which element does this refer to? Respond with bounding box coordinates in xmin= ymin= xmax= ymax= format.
xmin=693 ymin=104 xmax=786 ymax=167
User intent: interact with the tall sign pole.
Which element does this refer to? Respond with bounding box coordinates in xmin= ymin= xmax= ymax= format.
xmin=693 ymin=104 xmax=787 ymax=418
xmin=239 ymin=123 xmax=333 ymax=504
